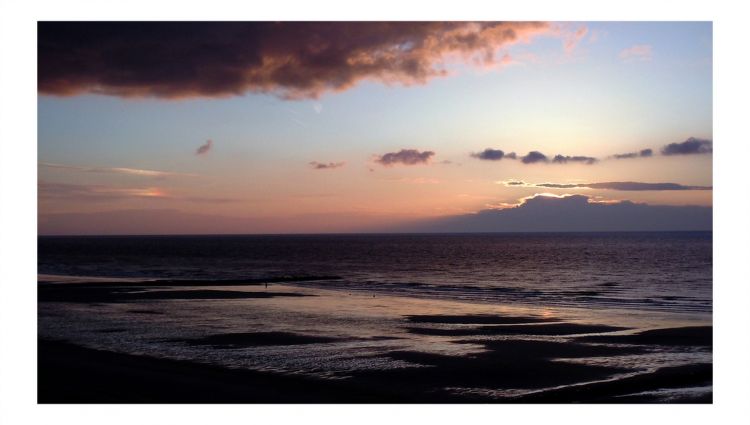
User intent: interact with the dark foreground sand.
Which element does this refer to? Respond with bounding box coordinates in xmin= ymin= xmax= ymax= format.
xmin=38 ymin=338 xmax=711 ymax=403
xmin=38 ymin=339 xmax=409 ymax=403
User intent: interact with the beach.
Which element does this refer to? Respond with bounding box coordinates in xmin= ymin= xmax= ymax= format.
xmin=38 ymin=273 xmax=712 ymax=403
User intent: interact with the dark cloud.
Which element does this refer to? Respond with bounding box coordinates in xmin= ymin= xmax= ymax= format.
xmin=38 ymin=22 xmax=551 ymax=99
xmin=505 ymin=180 xmax=525 ymax=186
xmin=401 ymin=194 xmax=711 ymax=232
xmin=535 ymin=183 xmax=580 ymax=189
xmin=612 ymin=148 xmax=653 ymax=159
xmin=309 ymin=161 xmax=345 ymax=170
xmin=533 ymin=181 xmax=712 ymax=191
xmin=586 ymin=182 xmax=711 ymax=191
xmin=196 ymin=139 xmax=213 ymax=155
xmin=520 ymin=151 xmax=548 ymax=164
xmin=375 ymin=149 xmax=435 ymax=166
xmin=507 ymin=151 xmax=600 ymax=165
xmin=551 ymin=155 xmax=598 ymax=165
xmin=471 ymin=148 xmax=506 ymax=161
xmin=661 ymin=137 xmax=712 ymax=155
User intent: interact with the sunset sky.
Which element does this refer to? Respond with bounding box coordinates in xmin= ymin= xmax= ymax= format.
xmin=37 ymin=21 xmax=713 ymax=234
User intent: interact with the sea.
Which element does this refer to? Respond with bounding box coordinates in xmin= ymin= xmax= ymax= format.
xmin=38 ymin=232 xmax=712 ymax=314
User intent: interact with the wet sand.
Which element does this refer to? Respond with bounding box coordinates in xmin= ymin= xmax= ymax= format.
xmin=38 ymin=336 xmax=711 ymax=403
xmin=37 ymin=275 xmax=712 ymax=403
xmin=38 ymin=339 xmax=410 ymax=403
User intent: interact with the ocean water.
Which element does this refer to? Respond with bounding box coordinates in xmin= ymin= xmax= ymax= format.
xmin=38 ymin=232 xmax=712 ymax=314
xmin=38 ymin=232 xmax=712 ymax=401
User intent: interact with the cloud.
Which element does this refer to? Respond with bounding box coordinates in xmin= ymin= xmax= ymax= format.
xmin=471 ymin=148 xmax=507 ymax=160
xmin=612 ymin=148 xmax=653 ymax=159
xmin=485 ymin=151 xmax=599 ymax=165
xmin=38 ymin=181 xmax=242 ymax=204
xmin=38 ymin=181 xmax=167 ymax=202
xmin=563 ymin=26 xmax=588 ymax=55
xmin=38 ymin=22 xmax=552 ymax=100
xmin=533 ymin=183 xmax=581 ymax=189
xmin=551 ymin=154 xmax=597 ymax=164
xmin=38 ymin=162 xmax=197 ymax=178
xmin=375 ymin=149 xmax=435 ymax=166
xmin=536 ymin=182 xmax=713 ymax=191
xmin=661 ymin=137 xmax=713 ymax=155
xmin=309 ymin=161 xmax=345 ymax=170
xmin=520 ymin=151 xmax=548 ymax=164
xmin=512 ymin=181 xmax=711 ymax=191
xmin=619 ymin=44 xmax=653 ymax=62
xmin=196 ymin=139 xmax=213 ymax=155
xmin=401 ymin=194 xmax=711 ymax=232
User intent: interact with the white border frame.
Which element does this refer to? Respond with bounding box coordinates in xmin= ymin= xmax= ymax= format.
xmin=2 ymin=1 xmax=749 ymax=424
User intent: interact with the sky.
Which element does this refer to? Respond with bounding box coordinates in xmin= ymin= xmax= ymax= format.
xmin=37 ymin=21 xmax=713 ymax=234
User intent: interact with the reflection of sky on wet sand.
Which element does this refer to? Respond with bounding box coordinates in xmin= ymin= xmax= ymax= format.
xmin=38 ymin=278 xmax=711 ymax=399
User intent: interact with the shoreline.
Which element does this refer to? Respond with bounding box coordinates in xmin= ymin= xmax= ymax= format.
xmin=37 ymin=273 xmax=713 ymax=321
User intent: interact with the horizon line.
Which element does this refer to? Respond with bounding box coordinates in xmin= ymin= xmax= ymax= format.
xmin=37 ymin=229 xmax=714 ymax=238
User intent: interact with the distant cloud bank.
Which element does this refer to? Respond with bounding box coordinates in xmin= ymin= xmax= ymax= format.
xmin=470 ymin=138 xmax=710 ymax=165
xmin=402 ymin=194 xmax=711 ymax=233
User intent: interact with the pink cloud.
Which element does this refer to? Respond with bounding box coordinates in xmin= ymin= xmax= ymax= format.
xmin=38 ymin=182 xmax=168 ymax=202
xmin=563 ymin=26 xmax=589 ymax=55
xmin=39 ymin=162 xmax=197 ymax=179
